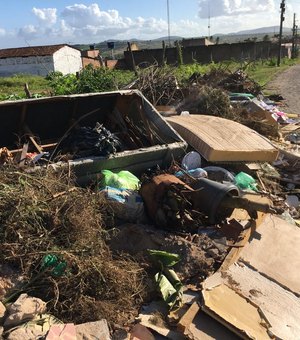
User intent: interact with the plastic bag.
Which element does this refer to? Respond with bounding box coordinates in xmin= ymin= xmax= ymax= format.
xmin=175 ymin=168 xmax=207 ymax=179
xmin=101 ymin=170 xmax=140 ymax=190
xmin=100 ymin=186 xmax=146 ymax=222
xmin=234 ymin=172 xmax=257 ymax=191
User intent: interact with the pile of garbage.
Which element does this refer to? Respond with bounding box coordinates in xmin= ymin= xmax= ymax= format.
xmin=0 ymin=66 xmax=300 ymax=339
xmin=0 ymin=167 xmax=147 ymax=338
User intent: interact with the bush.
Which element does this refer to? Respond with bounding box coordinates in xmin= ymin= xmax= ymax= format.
xmin=46 ymin=71 xmax=78 ymax=95
xmin=46 ymin=65 xmax=135 ymax=96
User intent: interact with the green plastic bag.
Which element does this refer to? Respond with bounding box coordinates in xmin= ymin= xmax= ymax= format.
xmin=41 ymin=254 xmax=67 ymax=277
xmin=101 ymin=170 xmax=140 ymax=190
xmin=234 ymin=172 xmax=257 ymax=191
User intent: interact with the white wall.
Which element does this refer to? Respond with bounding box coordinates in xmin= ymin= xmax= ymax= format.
xmin=53 ymin=46 xmax=82 ymax=75
xmin=0 ymin=55 xmax=54 ymax=76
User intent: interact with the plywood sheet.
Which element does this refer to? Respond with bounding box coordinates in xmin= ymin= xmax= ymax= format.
xmin=202 ymin=284 xmax=271 ymax=339
xmin=240 ymin=214 xmax=300 ymax=295
xmin=188 ymin=311 xmax=239 ymax=340
xmin=204 ymin=263 xmax=300 ymax=340
xmin=202 ymin=214 xmax=300 ymax=340
xmin=166 ymin=115 xmax=279 ymax=162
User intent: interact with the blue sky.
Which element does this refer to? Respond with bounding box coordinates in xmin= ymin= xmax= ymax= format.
xmin=0 ymin=0 xmax=299 ymax=48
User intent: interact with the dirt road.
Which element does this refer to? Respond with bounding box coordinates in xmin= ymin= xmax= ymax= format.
xmin=266 ymin=64 xmax=300 ymax=115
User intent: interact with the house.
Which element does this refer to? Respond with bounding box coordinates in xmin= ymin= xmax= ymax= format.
xmin=81 ymin=45 xmax=102 ymax=68
xmin=0 ymin=44 xmax=83 ymax=77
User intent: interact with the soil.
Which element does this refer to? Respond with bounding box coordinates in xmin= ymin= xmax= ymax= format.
xmin=266 ymin=64 xmax=300 ymax=115
xmin=109 ymin=224 xmax=229 ymax=285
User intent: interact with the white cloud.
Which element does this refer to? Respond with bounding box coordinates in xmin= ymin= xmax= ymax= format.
xmin=32 ymin=7 xmax=57 ymax=25
xmin=61 ymin=3 xmax=119 ymax=28
xmin=59 ymin=3 xmax=168 ymax=40
xmin=18 ymin=25 xmax=39 ymax=40
xmin=198 ymin=0 xmax=275 ymax=18
xmin=3 ymin=1 xmax=295 ymax=48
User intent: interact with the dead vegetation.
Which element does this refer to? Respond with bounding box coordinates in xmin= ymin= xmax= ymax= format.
xmin=133 ymin=64 xmax=261 ymax=108
xmin=134 ymin=65 xmax=184 ymax=106
xmin=177 ymin=85 xmax=235 ymax=119
xmin=0 ymin=167 xmax=147 ymax=325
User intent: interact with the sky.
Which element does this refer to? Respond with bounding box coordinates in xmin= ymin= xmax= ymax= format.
xmin=1 ymin=0 xmax=300 ymax=48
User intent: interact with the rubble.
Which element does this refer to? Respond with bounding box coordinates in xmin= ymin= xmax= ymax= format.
xmin=75 ymin=320 xmax=111 ymax=340
xmin=0 ymin=302 xmax=6 ymax=323
xmin=4 ymin=294 xmax=46 ymax=328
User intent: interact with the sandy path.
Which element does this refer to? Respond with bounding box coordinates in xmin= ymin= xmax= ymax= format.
xmin=266 ymin=64 xmax=300 ymax=115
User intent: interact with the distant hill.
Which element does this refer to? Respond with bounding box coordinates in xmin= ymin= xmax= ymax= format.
xmin=74 ymin=26 xmax=293 ymax=58
xmin=231 ymin=26 xmax=291 ymax=35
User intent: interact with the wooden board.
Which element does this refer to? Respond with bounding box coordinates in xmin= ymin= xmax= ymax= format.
xmin=240 ymin=214 xmax=300 ymax=296
xmin=203 ymin=264 xmax=300 ymax=340
xmin=201 ymin=214 xmax=300 ymax=340
xmin=202 ymin=284 xmax=271 ymax=339
xmin=166 ymin=115 xmax=279 ymax=162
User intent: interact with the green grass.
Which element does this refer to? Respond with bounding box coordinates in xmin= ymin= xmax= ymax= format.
xmin=0 ymin=74 xmax=50 ymax=100
xmin=245 ymin=57 xmax=300 ymax=88
xmin=0 ymin=57 xmax=299 ymax=100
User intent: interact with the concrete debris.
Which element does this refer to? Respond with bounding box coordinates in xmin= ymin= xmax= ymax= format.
xmin=0 ymin=264 xmax=23 ymax=301
xmin=7 ymin=327 xmax=47 ymax=340
xmin=46 ymin=324 xmax=76 ymax=340
xmin=0 ymin=301 xmax=6 ymax=323
xmin=75 ymin=320 xmax=111 ymax=340
xmin=137 ymin=301 xmax=184 ymax=340
xmin=129 ymin=324 xmax=155 ymax=340
xmin=4 ymin=294 xmax=47 ymax=328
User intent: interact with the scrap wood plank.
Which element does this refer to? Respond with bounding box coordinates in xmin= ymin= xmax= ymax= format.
xmin=220 ymin=194 xmax=271 ymax=271
xmin=166 ymin=115 xmax=279 ymax=162
xmin=204 ymin=263 xmax=300 ymax=340
xmin=187 ymin=310 xmax=239 ymax=340
xmin=177 ymin=302 xmax=200 ymax=335
xmin=201 ymin=284 xmax=272 ymax=339
xmin=239 ymin=214 xmax=300 ymax=296
xmin=19 ymin=143 xmax=29 ymax=167
xmin=202 ymin=213 xmax=300 ymax=340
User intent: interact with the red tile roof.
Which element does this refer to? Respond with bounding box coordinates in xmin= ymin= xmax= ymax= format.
xmin=0 ymin=44 xmax=75 ymax=58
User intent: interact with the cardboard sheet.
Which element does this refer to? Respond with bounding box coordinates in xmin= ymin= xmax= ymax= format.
xmin=166 ymin=115 xmax=279 ymax=162
xmin=240 ymin=214 xmax=300 ymax=295
xmin=202 ymin=214 xmax=300 ymax=340
xmin=204 ymin=264 xmax=300 ymax=340
xmin=202 ymin=284 xmax=271 ymax=339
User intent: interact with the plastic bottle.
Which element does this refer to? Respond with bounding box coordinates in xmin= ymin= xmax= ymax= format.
xmin=175 ymin=168 xmax=207 ymax=179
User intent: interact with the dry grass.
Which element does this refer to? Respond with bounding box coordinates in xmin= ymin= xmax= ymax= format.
xmin=0 ymin=167 xmax=146 ymax=325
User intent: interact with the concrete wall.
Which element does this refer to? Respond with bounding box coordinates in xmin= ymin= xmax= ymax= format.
xmin=124 ymin=41 xmax=281 ymax=69
xmin=0 ymin=46 xmax=82 ymax=76
xmin=53 ymin=46 xmax=82 ymax=75
xmin=0 ymin=55 xmax=54 ymax=76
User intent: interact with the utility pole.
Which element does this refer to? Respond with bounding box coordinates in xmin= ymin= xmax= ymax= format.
xmin=292 ymin=13 xmax=297 ymax=58
xmin=296 ymin=24 xmax=299 ymax=56
xmin=277 ymin=0 xmax=286 ymax=66
xmin=167 ymin=0 xmax=171 ymax=47
xmin=208 ymin=1 xmax=211 ymax=39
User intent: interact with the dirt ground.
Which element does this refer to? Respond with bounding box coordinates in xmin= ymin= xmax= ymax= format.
xmin=266 ymin=64 xmax=300 ymax=115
